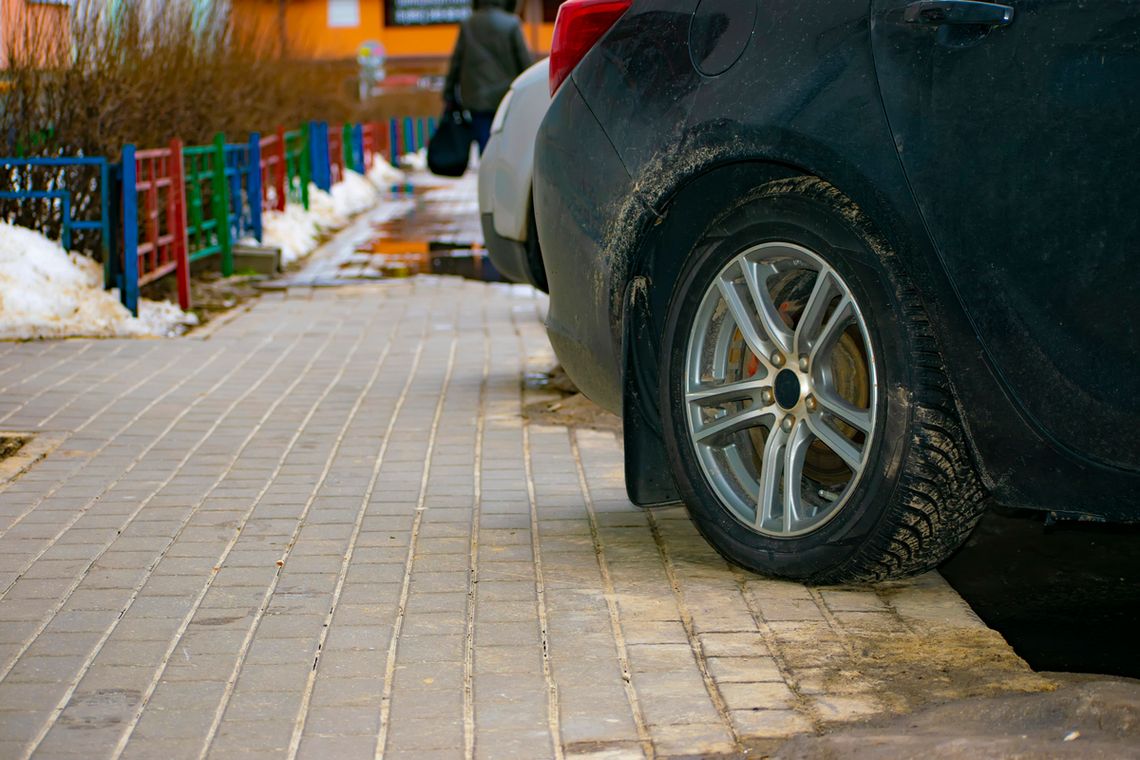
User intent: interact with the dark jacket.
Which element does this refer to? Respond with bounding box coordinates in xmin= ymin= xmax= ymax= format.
xmin=443 ymin=6 xmax=532 ymax=113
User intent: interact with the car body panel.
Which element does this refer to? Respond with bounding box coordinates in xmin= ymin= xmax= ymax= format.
xmin=478 ymin=58 xmax=550 ymax=244
xmin=871 ymin=0 xmax=1140 ymax=473
xmin=534 ymin=78 xmax=633 ymax=413
xmin=532 ymin=0 xmax=1140 ymax=518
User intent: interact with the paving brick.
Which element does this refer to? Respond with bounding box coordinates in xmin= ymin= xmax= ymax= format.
xmin=728 ymin=708 xmax=813 ymax=739
xmin=650 ymin=722 xmax=736 ymax=756
xmin=0 ymin=227 xmax=1031 ymax=758
xmin=705 ymin=656 xmax=784 ymax=684
xmin=209 ymin=720 xmax=294 ymax=753
xmin=296 ymin=734 xmax=377 ymax=759
xmin=384 ymin=716 xmax=465 ymax=753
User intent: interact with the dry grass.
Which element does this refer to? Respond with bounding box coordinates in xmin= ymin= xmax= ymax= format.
xmin=1 ymin=0 xmax=359 ymax=258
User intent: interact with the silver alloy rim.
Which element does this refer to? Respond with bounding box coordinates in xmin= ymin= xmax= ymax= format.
xmin=683 ymin=242 xmax=878 ymax=538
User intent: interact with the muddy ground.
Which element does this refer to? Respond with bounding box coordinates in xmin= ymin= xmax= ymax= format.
xmin=530 ymin=381 xmax=1140 ymax=755
xmin=774 ymin=674 xmax=1140 ymax=759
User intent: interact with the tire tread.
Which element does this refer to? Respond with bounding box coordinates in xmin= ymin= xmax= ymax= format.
xmin=664 ymin=175 xmax=988 ymax=584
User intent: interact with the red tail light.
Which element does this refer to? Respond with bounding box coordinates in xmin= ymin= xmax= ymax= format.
xmin=549 ymin=0 xmax=632 ymax=96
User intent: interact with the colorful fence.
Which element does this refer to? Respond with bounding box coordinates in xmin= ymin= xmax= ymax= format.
xmin=283 ymin=127 xmax=310 ymax=209
xmin=120 ymin=141 xmax=190 ymax=315
xmin=182 ymin=138 xmax=233 ymax=279
xmin=259 ymin=128 xmax=288 ymax=214
xmin=328 ymin=126 xmax=345 ymax=187
xmin=0 ymin=156 xmax=116 ymax=283
xmin=386 ymin=117 xmax=436 ymax=167
xmin=361 ymin=123 xmax=382 ymax=172
xmin=3 ymin=116 xmax=430 ymax=314
xmin=221 ymin=134 xmax=263 ymax=246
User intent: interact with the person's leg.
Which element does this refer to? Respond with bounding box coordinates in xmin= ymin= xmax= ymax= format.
xmin=470 ymin=111 xmax=495 ymax=154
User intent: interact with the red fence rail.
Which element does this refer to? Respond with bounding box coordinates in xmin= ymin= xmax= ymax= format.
xmin=259 ymin=127 xmax=288 ymax=213
xmin=361 ymin=122 xmax=386 ymax=172
xmin=129 ymin=139 xmax=190 ymax=311
xmin=328 ymin=128 xmax=345 ymax=186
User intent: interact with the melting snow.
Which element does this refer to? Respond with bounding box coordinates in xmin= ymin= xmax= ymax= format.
xmin=262 ymin=169 xmax=407 ymax=265
xmin=368 ymin=160 xmax=407 ymax=187
xmin=0 ymin=223 xmax=197 ymax=340
xmin=3 ymin=167 xmax=402 ymax=339
xmin=330 ymin=170 xmax=380 ymax=218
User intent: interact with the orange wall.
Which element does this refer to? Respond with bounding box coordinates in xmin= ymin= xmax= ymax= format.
xmin=234 ymin=0 xmax=552 ymax=61
xmin=1 ymin=0 xmax=71 ymax=69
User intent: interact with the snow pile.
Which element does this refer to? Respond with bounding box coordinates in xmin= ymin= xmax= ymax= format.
xmin=259 ymin=165 xmax=412 ymax=265
xmin=368 ymin=160 xmax=406 ymax=187
xmin=0 ymin=223 xmax=196 ymax=340
xmin=400 ymin=149 xmax=428 ymax=172
xmin=260 ymin=205 xmax=322 ymax=265
xmin=330 ymin=170 xmax=380 ymax=218
xmin=307 ymin=185 xmax=348 ymax=230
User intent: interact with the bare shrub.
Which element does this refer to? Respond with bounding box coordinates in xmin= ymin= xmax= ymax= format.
xmin=1 ymin=0 xmax=357 ymax=259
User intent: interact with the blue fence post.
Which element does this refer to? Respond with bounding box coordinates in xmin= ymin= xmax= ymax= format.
xmin=100 ymin=159 xmax=115 ymax=290
xmin=389 ymin=119 xmax=400 ymax=167
xmin=60 ymin=194 xmax=72 ymax=253
xmin=307 ymin=121 xmax=320 ymax=191
xmin=309 ymin=120 xmax=330 ymax=192
xmin=321 ymin=121 xmax=332 ymax=191
xmin=120 ymin=144 xmax=139 ymax=317
xmin=248 ymin=132 xmax=263 ymax=242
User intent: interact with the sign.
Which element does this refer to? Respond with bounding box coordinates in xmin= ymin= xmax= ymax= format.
xmin=358 ymin=41 xmax=387 ymax=100
xmin=385 ymin=0 xmax=472 ymax=26
xmin=358 ymin=40 xmax=387 ymax=70
xmin=329 ymin=0 xmax=361 ymax=28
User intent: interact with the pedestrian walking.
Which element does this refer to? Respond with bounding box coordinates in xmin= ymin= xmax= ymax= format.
xmin=443 ymin=0 xmax=532 ymax=154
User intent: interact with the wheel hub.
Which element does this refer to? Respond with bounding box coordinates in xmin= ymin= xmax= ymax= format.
xmin=683 ymin=241 xmax=878 ymax=538
xmin=774 ymin=368 xmax=801 ymax=410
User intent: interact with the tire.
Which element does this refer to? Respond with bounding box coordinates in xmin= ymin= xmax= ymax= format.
xmin=525 ymin=197 xmax=549 ymax=293
xmin=659 ymin=176 xmax=986 ymax=583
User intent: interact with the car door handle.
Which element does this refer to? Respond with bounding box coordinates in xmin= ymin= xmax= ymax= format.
xmin=904 ymin=0 xmax=1014 ymax=27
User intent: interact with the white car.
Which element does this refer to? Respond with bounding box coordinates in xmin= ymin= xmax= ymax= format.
xmin=478 ymin=58 xmax=550 ymax=292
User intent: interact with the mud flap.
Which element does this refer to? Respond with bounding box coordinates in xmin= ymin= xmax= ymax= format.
xmin=622 ymin=279 xmax=683 ymax=508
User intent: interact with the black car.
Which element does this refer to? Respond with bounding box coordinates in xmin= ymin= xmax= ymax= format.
xmin=533 ymin=0 xmax=1140 ymax=582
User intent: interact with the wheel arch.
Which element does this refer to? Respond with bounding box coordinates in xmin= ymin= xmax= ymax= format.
xmin=617 ymin=155 xmax=959 ymax=508
xmin=620 ymin=159 xmax=809 ymax=506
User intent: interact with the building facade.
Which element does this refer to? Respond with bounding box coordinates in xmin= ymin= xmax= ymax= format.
xmin=232 ymin=0 xmax=559 ymax=61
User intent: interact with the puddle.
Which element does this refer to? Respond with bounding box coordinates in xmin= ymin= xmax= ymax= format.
xmin=272 ymin=172 xmax=515 ymax=288
xmin=336 ymin=238 xmax=503 ymax=283
xmin=326 ymin=175 xmax=502 ymax=283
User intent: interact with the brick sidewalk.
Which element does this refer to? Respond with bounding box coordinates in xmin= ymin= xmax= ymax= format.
xmin=0 ymin=273 xmax=1045 ymax=759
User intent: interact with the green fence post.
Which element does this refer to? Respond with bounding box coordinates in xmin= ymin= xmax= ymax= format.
xmin=342 ymin=123 xmax=354 ymax=173
xmin=212 ymin=132 xmax=233 ymax=276
xmin=186 ymin=152 xmax=204 ymax=256
xmin=300 ymin=123 xmax=311 ymax=210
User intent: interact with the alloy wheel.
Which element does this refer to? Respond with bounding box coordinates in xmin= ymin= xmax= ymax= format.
xmin=683 ymin=242 xmax=878 ymax=537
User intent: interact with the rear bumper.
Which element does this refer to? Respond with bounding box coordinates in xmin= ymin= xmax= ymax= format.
xmin=481 ymin=213 xmax=535 ymax=288
xmin=533 ymin=81 xmax=633 ymax=415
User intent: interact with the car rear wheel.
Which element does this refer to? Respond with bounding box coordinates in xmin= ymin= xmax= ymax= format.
xmin=659 ymin=177 xmax=986 ymax=583
xmin=525 ymin=197 xmax=548 ymax=293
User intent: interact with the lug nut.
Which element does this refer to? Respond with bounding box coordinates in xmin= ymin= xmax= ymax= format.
xmin=805 ymin=396 xmax=818 ymax=412
xmin=781 ymin=415 xmax=794 ymax=433
xmin=798 ymin=355 xmax=809 ymax=372
xmin=771 ymin=352 xmax=785 ymax=367
xmin=761 ymin=388 xmax=774 ymax=405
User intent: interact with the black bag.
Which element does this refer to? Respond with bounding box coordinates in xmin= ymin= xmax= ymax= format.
xmin=427 ymin=109 xmax=474 ymax=177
